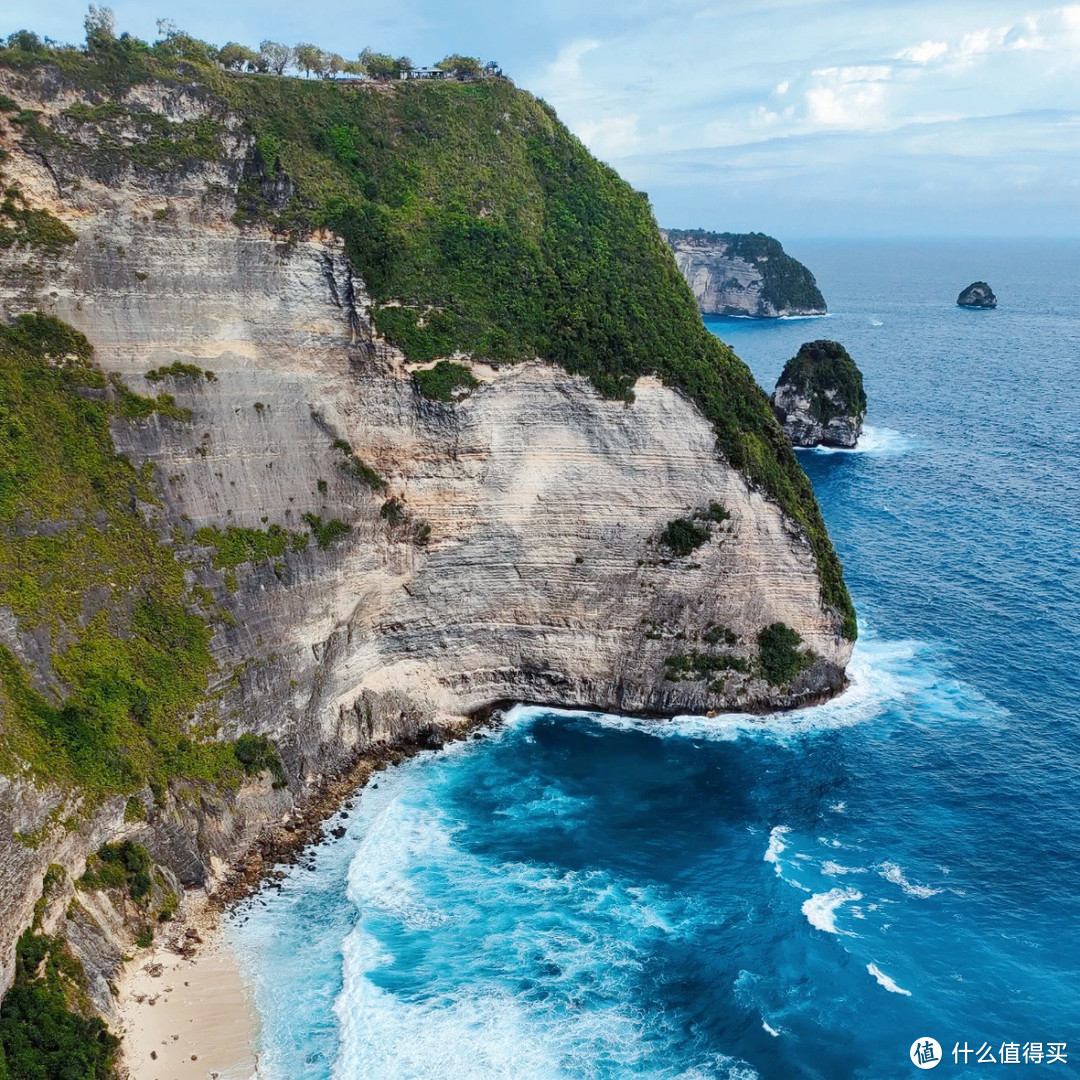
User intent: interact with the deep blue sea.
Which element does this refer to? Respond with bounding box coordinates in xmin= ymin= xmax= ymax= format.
xmin=230 ymin=241 xmax=1080 ymax=1079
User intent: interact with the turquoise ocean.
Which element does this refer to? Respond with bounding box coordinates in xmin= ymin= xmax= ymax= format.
xmin=230 ymin=241 xmax=1080 ymax=1079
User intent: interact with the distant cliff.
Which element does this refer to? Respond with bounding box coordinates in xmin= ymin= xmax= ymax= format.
xmin=661 ymin=230 xmax=826 ymax=318
xmin=0 ymin=33 xmax=855 ymax=1044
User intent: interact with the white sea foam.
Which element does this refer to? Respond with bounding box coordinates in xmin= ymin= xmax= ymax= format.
xmin=507 ymin=630 xmax=943 ymax=749
xmin=326 ymin=762 xmax=751 ymax=1080
xmin=764 ymin=826 xmax=790 ymax=874
xmin=801 ymin=887 xmax=862 ymax=935
xmin=801 ymin=424 xmax=914 ymax=457
xmin=762 ymin=1019 xmax=781 ymax=1037
xmin=867 ymin=963 xmax=912 ymax=996
xmin=880 ymin=862 xmax=943 ymax=898
xmin=822 ymin=860 xmax=866 ymax=876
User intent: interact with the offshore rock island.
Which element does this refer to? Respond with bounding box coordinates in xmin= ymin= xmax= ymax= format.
xmin=662 ymin=229 xmax=827 ymax=318
xmin=0 ymin=27 xmax=854 ymax=1071
xmin=957 ymin=281 xmax=997 ymax=308
xmin=772 ymin=340 xmax=867 ymax=449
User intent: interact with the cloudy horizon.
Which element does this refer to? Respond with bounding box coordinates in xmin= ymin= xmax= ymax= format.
xmin=4 ymin=0 xmax=1078 ymax=238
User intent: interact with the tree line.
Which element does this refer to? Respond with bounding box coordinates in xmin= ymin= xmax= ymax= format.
xmin=2 ymin=6 xmax=499 ymax=83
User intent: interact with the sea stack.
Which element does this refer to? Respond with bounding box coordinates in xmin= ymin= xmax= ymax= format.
xmin=957 ymin=281 xmax=997 ymax=308
xmin=771 ymin=340 xmax=867 ymax=449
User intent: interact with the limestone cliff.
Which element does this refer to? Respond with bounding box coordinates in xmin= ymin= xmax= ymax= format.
xmin=661 ymin=229 xmax=827 ymax=318
xmin=0 ymin=49 xmax=854 ymax=1012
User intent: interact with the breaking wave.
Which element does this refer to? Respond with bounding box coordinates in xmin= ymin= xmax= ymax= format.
xmin=801 ymin=888 xmax=863 ymax=936
xmin=867 ymin=963 xmax=912 ymax=996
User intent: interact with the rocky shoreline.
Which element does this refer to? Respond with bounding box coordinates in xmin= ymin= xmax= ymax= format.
xmin=116 ymin=716 xmax=496 ymax=1079
xmin=210 ymin=719 xmax=490 ymax=912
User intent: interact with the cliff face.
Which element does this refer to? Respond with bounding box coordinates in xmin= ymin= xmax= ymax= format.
xmin=0 ymin=60 xmax=853 ymax=1002
xmin=661 ymin=229 xmax=827 ymax=318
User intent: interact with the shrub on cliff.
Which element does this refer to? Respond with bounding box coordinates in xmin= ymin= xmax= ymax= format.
xmin=659 ymin=518 xmax=710 ymax=557
xmin=757 ymin=622 xmax=815 ymax=686
xmin=233 ymin=733 xmax=288 ymax=788
xmin=414 ymin=361 xmax=480 ymax=402
xmin=0 ymin=929 xmax=119 ymax=1079
xmin=301 ymin=513 xmax=353 ymax=549
xmin=79 ymin=841 xmax=153 ymax=898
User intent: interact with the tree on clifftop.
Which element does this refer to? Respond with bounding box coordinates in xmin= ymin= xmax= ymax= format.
xmin=84 ymin=5 xmax=115 ymax=51
xmin=259 ymin=40 xmax=293 ymax=75
xmin=219 ymin=42 xmax=260 ymax=71
xmin=295 ymin=42 xmax=322 ymax=78
xmin=359 ymin=47 xmax=398 ymax=79
xmin=437 ymin=53 xmax=483 ymax=78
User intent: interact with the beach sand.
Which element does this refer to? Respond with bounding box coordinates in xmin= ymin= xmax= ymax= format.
xmin=116 ymin=894 xmax=257 ymax=1080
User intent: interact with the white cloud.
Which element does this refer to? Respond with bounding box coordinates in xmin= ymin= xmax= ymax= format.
xmin=775 ymin=80 xmax=790 ymax=95
xmin=575 ymin=114 xmax=642 ymax=157
xmin=545 ymin=37 xmax=603 ymax=85
xmin=955 ymin=26 xmax=1009 ymax=64
xmin=895 ymin=40 xmax=948 ymax=63
xmin=805 ymin=83 xmax=889 ymax=128
xmin=802 ymin=66 xmax=891 ymax=129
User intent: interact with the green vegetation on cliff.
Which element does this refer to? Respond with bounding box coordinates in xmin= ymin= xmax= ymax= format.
xmin=78 ymin=840 xmax=153 ymax=897
xmin=658 ymin=503 xmax=731 ymax=559
xmin=777 ymin=340 xmax=867 ymax=425
xmin=0 ymin=867 xmax=118 ymax=1080
xmin=0 ymin=314 xmax=237 ymax=799
xmin=194 ymin=523 xmax=308 ymax=569
xmin=414 ymin=361 xmax=480 ymax=402
xmin=757 ymin=621 xmax=817 ymax=686
xmin=0 ymin=28 xmax=853 ymax=635
xmin=0 ymin=180 xmax=77 ymax=255
xmin=233 ymin=732 xmax=287 ymax=787
xmin=0 ymin=928 xmax=118 ymax=1079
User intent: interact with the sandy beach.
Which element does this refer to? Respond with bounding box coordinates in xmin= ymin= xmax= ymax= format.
xmin=116 ymin=894 xmax=258 ymax=1080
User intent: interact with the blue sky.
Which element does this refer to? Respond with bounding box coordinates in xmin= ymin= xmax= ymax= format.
xmin=5 ymin=0 xmax=1079 ymax=237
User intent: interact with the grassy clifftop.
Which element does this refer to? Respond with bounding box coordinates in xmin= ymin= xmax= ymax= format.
xmin=0 ymin=35 xmax=854 ymax=638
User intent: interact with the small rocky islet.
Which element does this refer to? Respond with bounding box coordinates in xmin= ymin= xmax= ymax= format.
xmin=771 ymin=340 xmax=867 ymax=449
xmin=957 ymin=281 xmax=997 ymax=308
